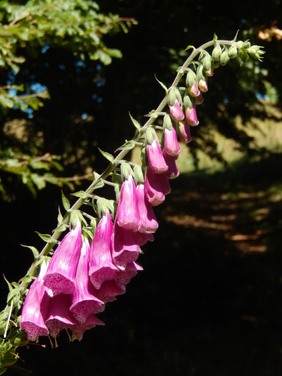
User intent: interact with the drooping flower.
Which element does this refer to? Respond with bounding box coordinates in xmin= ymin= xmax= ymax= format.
xmin=44 ymin=223 xmax=82 ymax=296
xmin=163 ymin=127 xmax=181 ymax=157
xmin=115 ymin=175 xmax=140 ymax=232
xmin=177 ymin=121 xmax=192 ymax=144
xmin=71 ymin=314 xmax=105 ymax=341
xmin=144 ymin=166 xmax=171 ymax=206
xmin=169 ymin=99 xmax=185 ymax=121
xmin=92 ymin=280 xmax=126 ymax=303
xmin=45 ymin=293 xmax=76 ymax=338
xmin=111 ymin=223 xmax=143 ymax=268
xmin=89 ymin=212 xmax=120 ymax=290
xmin=136 ymin=183 xmax=158 ymax=234
xmin=116 ymin=261 xmax=143 ymax=287
xmin=70 ymin=237 xmax=105 ymax=323
xmin=146 ymin=139 xmax=168 ymax=173
xmin=185 ymin=105 xmax=199 ymax=126
xmin=20 ymin=260 xmax=50 ymax=341
xmin=163 ymin=153 xmax=179 ymax=179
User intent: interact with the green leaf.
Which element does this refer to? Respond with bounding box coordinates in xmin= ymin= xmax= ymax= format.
xmin=20 ymin=244 xmax=39 ymax=258
xmin=35 ymin=231 xmax=53 ymax=243
xmin=61 ymin=190 xmax=70 ymax=211
xmin=98 ymin=148 xmax=114 ymax=163
xmin=128 ymin=112 xmax=141 ymax=132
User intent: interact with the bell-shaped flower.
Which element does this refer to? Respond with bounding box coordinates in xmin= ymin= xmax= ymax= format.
xmin=89 ymin=213 xmax=120 ymax=290
xmin=116 ymin=261 xmax=143 ymax=287
xmin=169 ymin=99 xmax=185 ymax=121
xmin=136 ymin=183 xmax=158 ymax=234
xmin=177 ymin=121 xmax=192 ymax=144
xmin=146 ymin=139 xmax=168 ymax=173
xmin=20 ymin=261 xmax=50 ymax=341
xmin=71 ymin=314 xmax=105 ymax=341
xmin=44 ymin=223 xmax=82 ymax=296
xmin=163 ymin=153 xmax=179 ymax=179
xmin=185 ymin=105 xmax=199 ymax=126
xmin=144 ymin=166 xmax=171 ymax=206
xmin=70 ymin=237 xmax=105 ymax=323
xmin=116 ymin=175 xmax=140 ymax=232
xmin=163 ymin=127 xmax=181 ymax=157
xmin=45 ymin=293 xmax=76 ymax=338
xmin=92 ymin=280 xmax=126 ymax=303
xmin=111 ymin=223 xmax=142 ymax=268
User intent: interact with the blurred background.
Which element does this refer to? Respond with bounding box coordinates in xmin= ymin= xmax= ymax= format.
xmin=1 ymin=0 xmax=282 ymax=375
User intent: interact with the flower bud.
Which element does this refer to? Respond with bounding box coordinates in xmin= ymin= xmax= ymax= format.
xmin=167 ymin=87 xmax=182 ymax=106
xmin=220 ymin=50 xmax=230 ymax=66
xmin=185 ymin=105 xmax=199 ymax=126
xmin=228 ymin=45 xmax=238 ymax=59
xmin=202 ymin=53 xmax=212 ymax=73
xmin=211 ymin=44 xmax=222 ymax=62
xmin=169 ymin=99 xmax=185 ymax=121
xmin=185 ymin=69 xmax=197 ymax=89
xmin=163 ymin=113 xmax=173 ymax=131
xmin=183 ymin=95 xmax=193 ymax=109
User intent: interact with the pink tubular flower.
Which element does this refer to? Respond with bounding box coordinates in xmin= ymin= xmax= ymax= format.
xmin=136 ymin=183 xmax=158 ymax=234
xmin=177 ymin=121 xmax=192 ymax=144
xmin=20 ymin=261 xmax=50 ymax=341
xmin=169 ymin=99 xmax=185 ymax=121
xmin=44 ymin=223 xmax=82 ymax=296
xmin=70 ymin=237 xmax=105 ymax=323
xmin=185 ymin=105 xmax=199 ymax=126
xmin=45 ymin=294 xmax=76 ymax=338
xmin=116 ymin=175 xmax=140 ymax=232
xmin=71 ymin=314 xmax=105 ymax=341
xmin=111 ymin=223 xmax=142 ymax=268
xmin=163 ymin=127 xmax=181 ymax=157
xmin=89 ymin=213 xmax=120 ymax=290
xmin=116 ymin=261 xmax=143 ymax=287
xmin=144 ymin=166 xmax=171 ymax=206
xmin=93 ymin=280 xmax=126 ymax=303
xmin=163 ymin=153 xmax=179 ymax=179
xmin=146 ymin=139 xmax=168 ymax=173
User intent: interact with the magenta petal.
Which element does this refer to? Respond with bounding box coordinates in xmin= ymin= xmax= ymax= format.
xmin=169 ymin=99 xmax=185 ymax=121
xmin=116 ymin=175 xmax=140 ymax=231
xmin=136 ymin=183 xmax=159 ymax=234
xmin=92 ymin=280 xmax=126 ymax=303
xmin=164 ymin=153 xmax=180 ymax=179
xmin=146 ymin=139 xmax=168 ymax=173
xmin=45 ymin=294 xmax=76 ymax=338
xmin=20 ymin=262 xmax=50 ymax=341
xmin=44 ymin=223 xmax=82 ymax=296
xmin=70 ymin=238 xmax=104 ymax=323
xmin=185 ymin=105 xmax=199 ymax=126
xmin=89 ymin=213 xmax=120 ymax=289
xmin=177 ymin=121 xmax=192 ymax=144
xmin=71 ymin=314 xmax=105 ymax=341
xmin=116 ymin=261 xmax=143 ymax=287
xmin=144 ymin=167 xmax=171 ymax=206
xmin=111 ymin=223 xmax=142 ymax=268
xmin=163 ymin=127 xmax=181 ymax=157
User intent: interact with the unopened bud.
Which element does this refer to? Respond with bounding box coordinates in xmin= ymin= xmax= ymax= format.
xmin=220 ymin=50 xmax=230 ymax=66
xmin=168 ymin=87 xmax=182 ymax=106
xmin=183 ymin=95 xmax=193 ymax=109
xmin=185 ymin=69 xmax=197 ymax=89
xmin=228 ymin=45 xmax=238 ymax=59
xmin=163 ymin=113 xmax=173 ymax=130
xmin=120 ymin=162 xmax=133 ymax=180
xmin=212 ymin=44 xmax=222 ymax=62
xmin=145 ymin=127 xmax=158 ymax=145
xmin=133 ymin=164 xmax=144 ymax=184
xmin=203 ymin=54 xmax=212 ymax=73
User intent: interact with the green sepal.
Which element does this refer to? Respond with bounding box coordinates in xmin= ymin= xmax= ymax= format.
xmin=35 ymin=232 xmax=53 ymax=243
